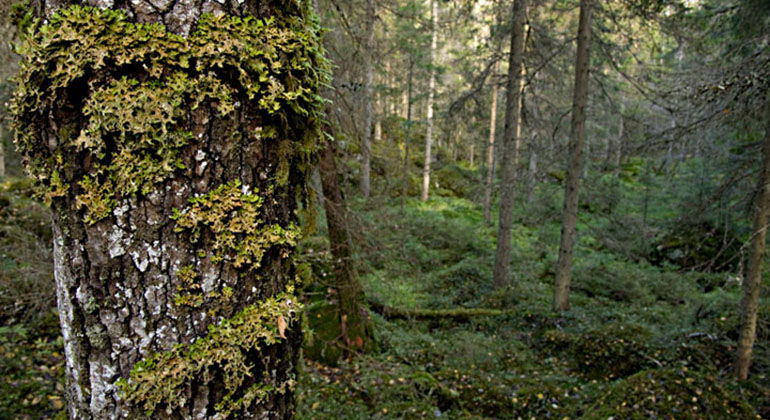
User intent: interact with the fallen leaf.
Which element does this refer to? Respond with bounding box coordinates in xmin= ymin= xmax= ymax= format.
xmin=277 ymin=315 xmax=287 ymax=339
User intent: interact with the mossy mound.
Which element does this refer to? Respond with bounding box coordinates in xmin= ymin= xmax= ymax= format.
xmin=433 ymin=164 xmax=477 ymax=199
xmin=649 ymin=221 xmax=742 ymax=272
xmin=542 ymin=323 xmax=659 ymax=379
xmin=584 ymin=367 xmax=758 ymax=419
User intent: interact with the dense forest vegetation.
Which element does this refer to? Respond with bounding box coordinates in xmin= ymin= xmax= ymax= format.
xmin=0 ymin=0 xmax=769 ymax=418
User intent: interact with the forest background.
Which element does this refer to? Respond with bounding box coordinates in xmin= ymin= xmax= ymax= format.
xmin=0 ymin=0 xmax=769 ymax=418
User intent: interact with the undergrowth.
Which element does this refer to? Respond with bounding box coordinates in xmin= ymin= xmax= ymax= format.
xmin=1 ymin=163 xmax=768 ymax=418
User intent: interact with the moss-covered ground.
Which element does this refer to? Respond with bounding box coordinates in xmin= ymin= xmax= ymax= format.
xmin=1 ymin=157 xmax=769 ymax=418
xmin=296 ymin=159 xmax=769 ymax=419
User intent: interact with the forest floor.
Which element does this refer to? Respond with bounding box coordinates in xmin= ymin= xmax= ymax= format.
xmin=1 ymin=165 xmax=769 ymax=418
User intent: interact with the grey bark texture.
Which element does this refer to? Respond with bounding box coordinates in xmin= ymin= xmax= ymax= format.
xmin=421 ymin=0 xmax=438 ymax=202
xmin=553 ymin=0 xmax=593 ymax=312
xmin=0 ymin=124 xmax=5 ymax=178
xmin=16 ymin=0 xmax=323 ymax=418
xmin=492 ymin=0 xmax=527 ymax=289
xmin=483 ymin=60 xmax=499 ymax=224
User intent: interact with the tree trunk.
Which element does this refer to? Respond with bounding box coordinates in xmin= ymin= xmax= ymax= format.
xmin=483 ymin=61 xmax=500 ymax=224
xmin=12 ymin=2 xmax=325 ymax=418
xmin=0 ymin=124 xmax=5 ymax=178
xmin=360 ymin=0 xmax=376 ymax=198
xmin=421 ymin=0 xmax=438 ymax=202
xmin=318 ymin=136 xmax=373 ymax=356
xmin=374 ymin=118 xmax=382 ymax=144
xmin=526 ymin=137 xmax=537 ymax=203
xmin=735 ymin=97 xmax=770 ymax=380
xmin=611 ymin=100 xmax=624 ymax=176
xmin=553 ymin=0 xmax=593 ymax=312
xmin=492 ymin=0 xmax=527 ymax=289
xmin=401 ymin=57 xmax=414 ymax=209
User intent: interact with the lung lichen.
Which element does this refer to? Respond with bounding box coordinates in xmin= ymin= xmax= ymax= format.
xmin=11 ymin=6 xmax=327 ymax=223
xmin=116 ymin=290 xmax=301 ymax=416
xmin=12 ymin=4 xmax=327 ymax=416
xmin=172 ymin=180 xmax=300 ymax=271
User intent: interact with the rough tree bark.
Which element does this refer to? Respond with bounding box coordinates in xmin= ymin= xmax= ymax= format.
xmin=0 ymin=124 xmax=5 ymax=178
xmin=12 ymin=1 xmax=326 ymax=418
xmin=553 ymin=0 xmax=593 ymax=312
xmin=610 ymin=99 xmax=624 ymax=175
xmin=318 ymin=135 xmax=373 ymax=355
xmin=492 ymin=0 xmax=527 ymax=289
xmin=359 ymin=0 xmax=375 ymax=198
xmin=525 ymin=135 xmax=537 ymax=202
xmin=483 ymin=60 xmax=499 ymax=224
xmin=735 ymin=96 xmax=770 ymax=380
xmin=401 ymin=57 xmax=414 ymax=209
xmin=420 ymin=0 xmax=438 ymax=202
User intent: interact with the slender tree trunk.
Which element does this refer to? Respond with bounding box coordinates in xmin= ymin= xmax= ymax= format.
xmin=360 ymin=0 xmax=376 ymax=198
xmin=0 ymin=124 xmax=5 ymax=178
xmin=553 ymin=0 xmax=593 ymax=312
xmin=402 ymin=81 xmax=409 ymax=119
xmin=483 ymin=61 xmax=500 ymax=224
xmin=492 ymin=0 xmax=527 ymax=289
xmin=318 ymin=136 xmax=373 ymax=356
xmin=526 ymin=137 xmax=537 ymax=202
xmin=12 ymin=1 xmax=324 ymax=418
xmin=735 ymin=97 xmax=770 ymax=380
xmin=401 ymin=58 xmax=414 ymax=209
xmin=421 ymin=0 xmax=438 ymax=202
xmin=611 ymin=100 xmax=624 ymax=176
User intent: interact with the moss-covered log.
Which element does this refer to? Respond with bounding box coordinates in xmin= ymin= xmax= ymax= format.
xmin=11 ymin=2 xmax=326 ymax=418
xmin=368 ymin=299 xmax=513 ymax=321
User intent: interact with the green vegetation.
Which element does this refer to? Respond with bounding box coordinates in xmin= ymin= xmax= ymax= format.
xmin=293 ymin=160 xmax=769 ymax=419
xmin=1 ymin=155 xmax=769 ymax=418
xmin=116 ymin=289 xmax=301 ymax=416
xmin=11 ymin=6 xmax=326 ymax=221
xmin=1 ymin=0 xmax=769 ymax=418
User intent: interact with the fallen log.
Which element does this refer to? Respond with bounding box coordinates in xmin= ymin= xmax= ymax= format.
xmin=368 ymin=299 xmax=513 ymax=320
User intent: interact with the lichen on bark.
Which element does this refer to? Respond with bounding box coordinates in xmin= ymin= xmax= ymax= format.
xmin=11 ymin=3 xmax=327 ymax=418
xmin=13 ymin=6 xmax=325 ymax=221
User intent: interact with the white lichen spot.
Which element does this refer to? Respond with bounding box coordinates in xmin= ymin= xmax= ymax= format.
xmin=201 ymin=268 xmax=217 ymax=294
xmin=144 ymin=284 xmax=163 ymax=316
xmin=148 ymin=241 xmax=162 ymax=262
xmin=108 ymin=226 xmax=128 ymax=258
xmin=195 ymin=150 xmax=206 ymax=161
xmin=88 ymin=359 xmax=117 ymax=414
xmin=130 ymin=250 xmax=150 ymax=273
xmin=113 ymin=203 xmax=129 ymax=217
xmin=87 ymin=0 xmax=115 ymax=7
